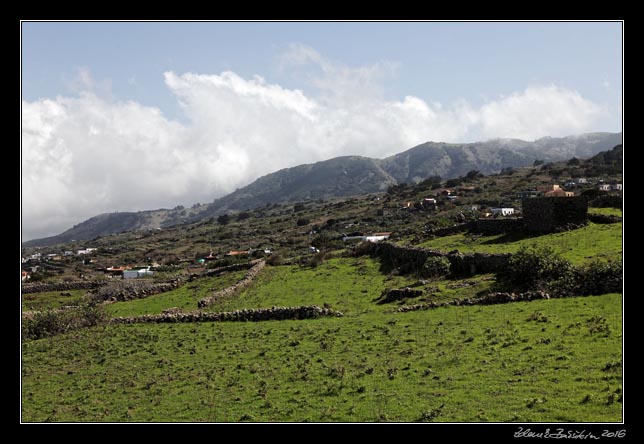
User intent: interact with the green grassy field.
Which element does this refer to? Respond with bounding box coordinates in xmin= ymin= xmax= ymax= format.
xmin=105 ymin=271 xmax=248 ymax=317
xmin=21 ymin=293 xmax=622 ymax=422
xmin=417 ymin=222 xmax=622 ymax=265
xmin=22 ymin=290 xmax=88 ymax=312
xmin=588 ymin=207 xmax=622 ymax=217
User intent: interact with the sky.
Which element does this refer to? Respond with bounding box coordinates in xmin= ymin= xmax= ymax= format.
xmin=21 ymin=21 xmax=623 ymax=241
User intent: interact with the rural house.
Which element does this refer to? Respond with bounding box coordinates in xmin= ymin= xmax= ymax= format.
xmin=491 ymin=207 xmax=515 ymax=217
xmin=544 ymin=189 xmax=575 ymax=197
xmin=515 ymin=190 xmax=543 ymax=199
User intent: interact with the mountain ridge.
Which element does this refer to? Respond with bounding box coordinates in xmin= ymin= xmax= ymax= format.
xmin=23 ymin=131 xmax=622 ymax=247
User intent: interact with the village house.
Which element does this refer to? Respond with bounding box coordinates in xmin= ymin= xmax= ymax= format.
xmin=544 ymin=189 xmax=575 ymax=197
xmin=123 ymin=267 xmax=154 ymax=279
xmin=77 ymin=248 xmax=97 ymax=255
xmin=434 ymin=188 xmax=454 ymax=197
xmin=611 ymin=183 xmax=622 ymax=191
xmin=577 ymin=178 xmax=589 ymax=184
xmin=226 ymin=249 xmax=250 ymax=257
xmin=598 ymin=183 xmax=611 ymax=191
xmin=421 ymin=198 xmax=437 ymax=209
xmin=491 ymin=207 xmax=515 ymax=217
xmin=537 ymin=184 xmax=561 ymax=193
xmin=21 ymin=271 xmax=29 ymax=282
xmin=365 ymin=232 xmax=392 ymax=243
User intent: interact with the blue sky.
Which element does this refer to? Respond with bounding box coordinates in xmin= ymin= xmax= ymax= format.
xmin=21 ymin=21 xmax=623 ymax=240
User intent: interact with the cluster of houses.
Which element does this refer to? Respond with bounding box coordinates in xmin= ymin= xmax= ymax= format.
xmin=516 ymin=180 xmax=622 ymax=199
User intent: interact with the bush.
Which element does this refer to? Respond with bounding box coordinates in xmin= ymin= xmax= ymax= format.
xmin=266 ymin=253 xmax=284 ymax=266
xmin=497 ymin=246 xmax=573 ymax=293
xmin=573 ymin=260 xmax=622 ymax=295
xmin=296 ymin=218 xmax=310 ymax=226
xmin=420 ymin=256 xmax=451 ymax=279
xmin=22 ymin=301 xmax=108 ymax=341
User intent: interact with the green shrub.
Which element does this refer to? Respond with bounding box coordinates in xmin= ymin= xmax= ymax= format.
xmin=22 ymin=301 xmax=108 ymax=341
xmin=420 ymin=256 xmax=451 ymax=279
xmin=497 ymin=246 xmax=573 ymax=293
xmin=573 ymin=260 xmax=622 ymax=295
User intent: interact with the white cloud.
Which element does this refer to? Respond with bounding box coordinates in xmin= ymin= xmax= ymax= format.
xmin=22 ymin=48 xmax=606 ymax=240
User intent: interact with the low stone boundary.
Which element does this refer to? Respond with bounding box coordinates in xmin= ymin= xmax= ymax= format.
xmin=90 ymin=279 xmax=183 ymax=302
xmin=364 ymin=242 xmax=511 ymax=276
xmin=112 ymin=305 xmax=343 ymax=324
xmin=397 ymin=291 xmax=551 ymax=312
xmin=197 ymin=260 xmax=265 ymax=308
xmin=21 ymin=280 xmax=108 ymax=294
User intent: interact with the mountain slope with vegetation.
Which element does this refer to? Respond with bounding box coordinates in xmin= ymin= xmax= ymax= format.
xmin=24 ymin=132 xmax=621 ymax=247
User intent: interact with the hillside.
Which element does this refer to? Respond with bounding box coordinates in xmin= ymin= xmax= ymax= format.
xmin=24 ymin=132 xmax=621 ymax=247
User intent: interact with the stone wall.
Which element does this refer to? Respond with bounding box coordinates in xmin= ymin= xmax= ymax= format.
xmin=370 ymin=242 xmax=511 ymax=276
xmin=90 ymin=279 xmax=183 ymax=302
xmin=197 ymin=260 xmax=265 ymax=308
xmin=21 ymin=280 xmax=107 ymax=294
xmin=522 ymin=196 xmax=588 ymax=233
xmin=587 ymin=214 xmax=622 ymax=224
xmin=425 ymin=223 xmax=471 ymax=237
xmin=397 ymin=291 xmax=551 ymax=312
xmin=112 ymin=305 xmax=343 ymax=324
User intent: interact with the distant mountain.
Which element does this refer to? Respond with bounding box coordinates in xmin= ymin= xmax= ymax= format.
xmin=24 ymin=132 xmax=622 ymax=247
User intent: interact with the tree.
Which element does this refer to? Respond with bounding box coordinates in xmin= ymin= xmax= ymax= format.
xmin=465 ymin=170 xmax=483 ymax=181
xmin=217 ymin=214 xmax=231 ymax=225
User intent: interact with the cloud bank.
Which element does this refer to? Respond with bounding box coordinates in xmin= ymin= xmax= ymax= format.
xmin=22 ymin=45 xmax=604 ymax=240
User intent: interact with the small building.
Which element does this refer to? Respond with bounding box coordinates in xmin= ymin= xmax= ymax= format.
xmin=63 ymin=251 xmax=74 ymax=256
xmin=226 ymin=250 xmax=249 ymax=257
xmin=545 ymin=189 xmax=575 ymax=197
xmin=434 ymin=188 xmax=453 ymax=197
xmin=421 ymin=198 xmax=437 ymax=208
xmin=77 ymin=248 xmax=97 ymax=255
xmin=537 ymin=184 xmax=561 ymax=193
xmin=611 ymin=183 xmax=622 ymax=191
xmin=308 ymin=246 xmax=320 ymax=254
xmin=598 ymin=184 xmax=611 ymax=191
xmin=468 ymin=205 xmax=480 ymax=212
xmin=21 ymin=271 xmax=29 ymax=282
xmin=491 ymin=208 xmax=515 ymax=217
xmin=123 ymin=267 xmax=154 ymax=279
xmin=365 ymin=232 xmax=392 ymax=243
xmin=446 ymin=195 xmax=458 ymax=201
xmin=577 ymin=178 xmax=589 ymax=184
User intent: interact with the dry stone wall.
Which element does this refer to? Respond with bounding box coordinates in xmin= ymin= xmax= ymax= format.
xmin=370 ymin=242 xmax=511 ymax=276
xmin=397 ymin=291 xmax=551 ymax=312
xmin=197 ymin=260 xmax=265 ymax=308
xmin=112 ymin=305 xmax=343 ymax=324
xmin=21 ymin=280 xmax=107 ymax=294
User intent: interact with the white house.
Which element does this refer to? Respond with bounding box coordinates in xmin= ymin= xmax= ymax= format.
xmin=598 ymin=184 xmax=611 ymax=191
xmin=491 ymin=208 xmax=515 ymax=217
xmin=365 ymin=232 xmax=392 ymax=243
xmin=123 ymin=267 xmax=154 ymax=279
xmin=577 ymin=178 xmax=589 ymax=184
xmin=611 ymin=183 xmax=622 ymax=191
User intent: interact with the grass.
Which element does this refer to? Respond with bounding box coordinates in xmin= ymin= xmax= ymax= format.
xmin=22 ymin=290 xmax=88 ymax=312
xmin=588 ymin=207 xmax=622 ymax=217
xmin=206 ymin=258 xmax=418 ymax=316
xmin=105 ymin=271 xmax=248 ymax=317
xmin=417 ymin=222 xmax=622 ymax=265
xmin=21 ymin=293 xmax=622 ymax=422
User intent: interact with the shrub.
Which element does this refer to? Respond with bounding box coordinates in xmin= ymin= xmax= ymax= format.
xmin=420 ymin=256 xmax=451 ymax=279
xmin=573 ymin=260 xmax=622 ymax=295
xmin=22 ymin=301 xmax=108 ymax=341
xmin=266 ymin=253 xmax=284 ymax=266
xmin=296 ymin=218 xmax=310 ymax=226
xmin=497 ymin=246 xmax=573 ymax=293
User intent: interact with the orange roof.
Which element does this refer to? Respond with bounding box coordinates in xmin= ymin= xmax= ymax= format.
xmin=227 ymin=250 xmax=249 ymax=256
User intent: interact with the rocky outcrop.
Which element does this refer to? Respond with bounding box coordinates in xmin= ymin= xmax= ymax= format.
xmin=197 ymin=260 xmax=265 ymax=308
xmin=112 ymin=305 xmax=343 ymax=324
xmin=397 ymin=291 xmax=551 ymax=312
xmin=377 ymin=287 xmax=424 ymax=304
